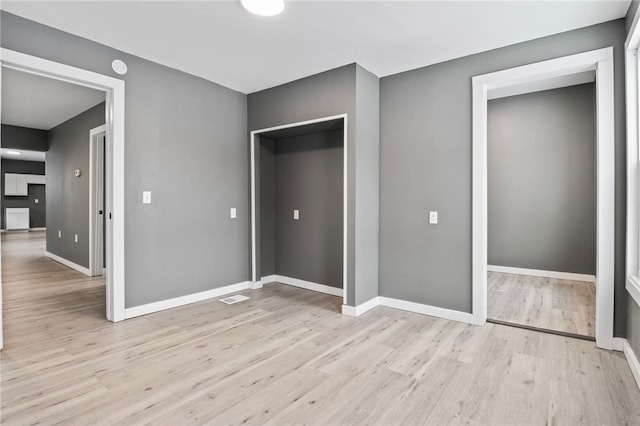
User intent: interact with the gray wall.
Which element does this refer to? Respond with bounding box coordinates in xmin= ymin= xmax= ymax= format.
xmin=379 ymin=19 xmax=627 ymax=334
xmin=248 ymin=64 xmax=380 ymax=306
xmin=260 ymin=130 xmax=343 ymax=288
xmin=1 ymin=124 xmax=48 ymax=151
xmin=249 ymin=65 xmax=358 ymax=303
xmin=46 ymin=103 xmax=105 ymax=268
xmin=354 ymin=65 xmax=380 ymax=304
xmin=1 ymin=11 xmax=249 ymax=307
xmin=260 ymin=137 xmax=276 ymax=277
xmin=1 ymin=159 xmax=46 ymax=229
xmin=627 ymin=1 xmax=639 ymax=32
xmin=488 ymin=84 xmax=596 ymax=275
xmin=629 ymin=298 xmax=640 ymax=357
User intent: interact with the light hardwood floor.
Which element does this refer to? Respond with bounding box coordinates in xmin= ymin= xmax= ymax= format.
xmin=2 ymin=232 xmax=639 ymax=425
xmin=488 ymin=271 xmax=596 ymax=337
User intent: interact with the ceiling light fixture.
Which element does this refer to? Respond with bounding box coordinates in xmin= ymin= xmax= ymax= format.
xmin=6 ymin=150 xmax=21 ymax=155
xmin=241 ymin=0 xmax=284 ymax=17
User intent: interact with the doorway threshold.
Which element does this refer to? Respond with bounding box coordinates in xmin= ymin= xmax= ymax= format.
xmin=487 ymin=318 xmax=595 ymax=342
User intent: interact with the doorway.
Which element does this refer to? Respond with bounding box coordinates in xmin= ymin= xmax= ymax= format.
xmin=0 ymin=48 xmax=126 ymax=349
xmin=472 ymin=47 xmax=615 ymax=349
xmin=486 ymin=83 xmax=597 ymax=339
xmin=250 ymin=115 xmax=347 ymax=305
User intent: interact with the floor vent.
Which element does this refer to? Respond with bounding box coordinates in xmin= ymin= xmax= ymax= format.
xmin=219 ymin=294 xmax=250 ymax=305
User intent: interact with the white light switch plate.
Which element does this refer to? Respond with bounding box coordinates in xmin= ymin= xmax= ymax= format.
xmin=230 ymin=208 xmax=237 ymax=219
xmin=74 ymin=234 xmax=78 ymax=243
xmin=429 ymin=211 xmax=438 ymax=224
xmin=143 ymin=191 xmax=151 ymax=204
xmin=293 ymin=210 xmax=299 ymax=220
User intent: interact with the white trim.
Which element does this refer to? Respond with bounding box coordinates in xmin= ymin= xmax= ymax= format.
xmin=341 ymin=297 xmax=380 ymax=317
xmin=613 ymin=337 xmax=626 ymax=352
xmin=263 ymin=274 xmax=343 ymax=297
xmin=124 ymin=281 xmax=251 ymax=319
xmin=260 ymin=275 xmax=277 ymax=284
xmin=487 ymin=265 xmax=595 ymax=283
xmin=0 ymin=48 xmax=126 ymax=323
xmin=249 ymin=281 xmax=264 ymax=290
xmin=29 ymin=227 xmax=46 ymax=231
xmin=250 ymin=114 xmax=348 ymax=305
xmin=45 ymin=251 xmax=91 ymax=276
xmin=89 ymin=125 xmax=106 ymax=278
xmin=626 ymin=3 xmax=640 ymax=313
xmin=379 ymin=297 xmax=475 ymax=324
xmin=615 ymin=338 xmax=640 ymax=391
xmin=627 ymin=276 xmax=640 ymax=309
xmin=472 ymin=47 xmax=615 ymax=349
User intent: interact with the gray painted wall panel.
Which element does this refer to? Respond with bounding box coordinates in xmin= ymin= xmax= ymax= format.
xmin=627 ymin=1 xmax=639 ymax=32
xmin=1 ymin=12 xmax=249 ymax=307
xmin=47 ymin=103 xmax=105 ymax=268
xmin=628 ymin=298 xmax=640 ymax=356
xmin=260 ymin=137 xmax=276 ymax=277
xmin=273 ymin=131 xmax=343 ymax=288
xmin=379 ymin=20 xmax=627 ymax=334
xmin=488 ymin=84 xmax=596 ymax=275
xmin=354 ymin=65 xmax=380 ymax=305
xmin=1 ymin=124 xmax=48 ymax=151
xmin=1 ymin=159 xmax=46 ymax=229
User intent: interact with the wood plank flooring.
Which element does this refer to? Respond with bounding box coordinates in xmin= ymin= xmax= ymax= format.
xmin=488 ymin=271 xmax=596 ymax=337
xmin=2 ymin=232 xmax=639 ymax=425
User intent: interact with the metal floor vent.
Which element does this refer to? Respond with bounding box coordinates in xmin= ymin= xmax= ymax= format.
xmin=219 ymin=294 xmax=250 ymax=305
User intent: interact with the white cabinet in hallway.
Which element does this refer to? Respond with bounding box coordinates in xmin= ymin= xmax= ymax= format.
xmin=5 ymin=208 xmax=29 ymax=230
xmin=4 ymin=173 xmax=46 ymax=196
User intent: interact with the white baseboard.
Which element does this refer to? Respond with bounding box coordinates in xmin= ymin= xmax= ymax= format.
xmin=263 ymin=274 xmax=343 ymax=297
xmin=30 ymin=227 xmax=46 ymax=231
xmin=45 ymin=251 xmax=91 ymax=276
xmin=379 ymin=297 xmax=475 ymax=324
xmin=124 ymin=281 xmax=251 ymax=319
xmin=261 ymin=275 xmax=277 ymax=284
xmin=342 ymin=297 xmax=380 ymax=317
xmin=488 ymin=265 xmax=595 ymax=283
xmin=614 ymin=338 xmax=640 ymax=391
xmin=249 ymin=280 xmax=264 ymax=290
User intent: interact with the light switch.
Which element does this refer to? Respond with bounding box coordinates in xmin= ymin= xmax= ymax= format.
xmin=230 ymin=208 xmax=237 ymax=219
xmin=74 ymin=234 xmax=78 ymax=243
xmin=34 ymin=199 xmax=39 ymax=204
xmin=58 ymin=230 xmax=61 ymax=238
xmin=429 ymin=211 xmax=438 ymax=224
xmin=293 ymin=210 xmax=299 ymax=220
xmin=142 ymin=191 xmax=151 ymax=204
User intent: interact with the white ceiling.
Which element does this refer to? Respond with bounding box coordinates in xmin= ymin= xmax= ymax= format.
xmin=1 ymin=67 xmax=105 ymax=130
xmin=0 ymin=148 xmax=46 ymax=162
xmin=0 ymin=1 xmax=630 ymax=94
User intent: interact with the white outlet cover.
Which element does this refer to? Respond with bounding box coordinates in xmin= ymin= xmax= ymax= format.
xmin=293 ymin=210 xmax=299 ymax=220
xmin=143 ymin=191 xmax=151 ymax=204
xmin=230 ymin=207 xmax=237 ymax=219
xmin=429 ymin=211 xmax=438 ymax=224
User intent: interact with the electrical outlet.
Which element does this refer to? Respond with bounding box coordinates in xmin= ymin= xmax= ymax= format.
xmin=58 ymin=230 xmax=61 ymax=238
xmin=293 ymin=210 xmax=299 ymax=220
xmin=143 ymin=191 xmax=151 ymax=204
xmin=34 ymin=199 xmax=39 ymax=204
xmin=429 ymin=211 xmax=438 ymax=225
xmin=74 ymin=234 xmax=78 ymax=243
xmin=230 ymin=208 xmax=237 ymax=219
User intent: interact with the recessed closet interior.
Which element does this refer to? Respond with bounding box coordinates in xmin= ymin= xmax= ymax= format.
xmin=257 ymin=118 xmax=344 ymax=294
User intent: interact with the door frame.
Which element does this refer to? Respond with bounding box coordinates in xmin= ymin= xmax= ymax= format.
xmin=0 ymin=48 xmax=126 ymax=336
xmin=89 ymin=125 xmax=106 ymax=277
xmin=249 ymin=114 xmax=348 ymax=304
xmin=471 ymin=47 xmax=615 ymax=349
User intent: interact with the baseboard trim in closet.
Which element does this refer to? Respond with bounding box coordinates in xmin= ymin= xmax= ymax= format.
xmin=262 ymin=274 xmax=343 ymax=297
